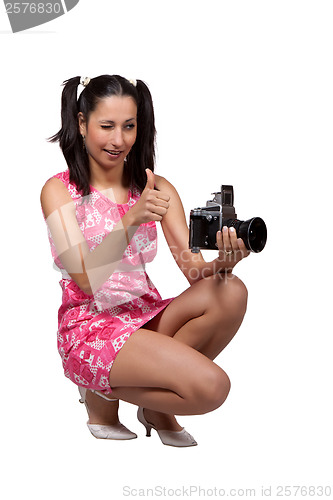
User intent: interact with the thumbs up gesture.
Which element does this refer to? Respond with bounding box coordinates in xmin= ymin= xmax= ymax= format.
xmin=128 ymin=169 xmax=170 ymax=225
xmin=144 ymin=168 xmax=156 ymax=191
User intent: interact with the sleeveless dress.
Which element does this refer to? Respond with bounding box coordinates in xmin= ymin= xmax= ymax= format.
xmin=43 ymin=170 xmax=174 ymax=395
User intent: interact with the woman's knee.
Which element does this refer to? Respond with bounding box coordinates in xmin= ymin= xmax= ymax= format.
xmin=226 ymin=274 xmax=248 ymax=311
xmin=211 ymin=273 xmax=248 ymax=319
xmin=186 ymin=364 xmax=231 ymax=414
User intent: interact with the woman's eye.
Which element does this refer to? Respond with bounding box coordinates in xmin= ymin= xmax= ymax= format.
xmin=100 ymin=124 xmax=135 ymax=130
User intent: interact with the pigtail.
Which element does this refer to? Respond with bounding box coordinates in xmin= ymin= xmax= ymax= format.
xmin=49 ymin=76 xmax=90 ymax=195
xmin=126 ymin=79 xmax=156 ymax=193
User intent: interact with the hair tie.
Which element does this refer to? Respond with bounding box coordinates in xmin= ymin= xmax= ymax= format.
xmin=128 ymin=78 xmax=137 ymax=87
xmin=77 ymin=76 xmax=91 ymax=101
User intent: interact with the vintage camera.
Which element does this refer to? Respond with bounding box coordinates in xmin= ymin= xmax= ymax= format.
xmin=189 ymin=185 xmax=267 ymax=253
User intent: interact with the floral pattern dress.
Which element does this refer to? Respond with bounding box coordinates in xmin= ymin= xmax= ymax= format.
xmin=43 ymin=169 xmax=173 ymax=395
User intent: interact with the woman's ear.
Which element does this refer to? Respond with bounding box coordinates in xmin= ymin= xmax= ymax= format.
xmin=78 ymin=112 xmax=87 ymax=136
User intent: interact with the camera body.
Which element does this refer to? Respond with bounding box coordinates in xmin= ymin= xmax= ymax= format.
xmin=189 ymin=185 xmax=267 ymax=253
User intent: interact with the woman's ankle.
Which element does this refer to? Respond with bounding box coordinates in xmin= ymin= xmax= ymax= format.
xmin=143 ymin=409 xmax=183 ymax=432
xmin=86 ymin=390 xmax=120 ymax=426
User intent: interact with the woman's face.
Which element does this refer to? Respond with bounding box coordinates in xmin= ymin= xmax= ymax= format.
xmin=78 ymin=95 xmax=137 ymax=173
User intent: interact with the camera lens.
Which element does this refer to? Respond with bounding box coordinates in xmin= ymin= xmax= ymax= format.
xmin=239 ymin=217 xmax=267 ymax=253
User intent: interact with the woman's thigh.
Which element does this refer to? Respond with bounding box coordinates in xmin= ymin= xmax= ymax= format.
xmin=109 ymin=328 xmax=224 ymax=394
xmin=144 ymin=273 xmax=246 ymax=337
xmin=108 ymin=328 xmax=230 ymax=414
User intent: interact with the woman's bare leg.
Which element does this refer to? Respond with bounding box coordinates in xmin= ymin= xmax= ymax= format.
xmin=83 ymin=391 xmax=120 ymax=425
xmin=140 ymin=272 xmax=247 ymax=428
xmin=145 ymin=273 xmax=248 ymax=357
xmin=109 ymin=329 xmax=230 ymax=415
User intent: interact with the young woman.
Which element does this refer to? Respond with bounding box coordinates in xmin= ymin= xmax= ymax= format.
xmin=41 ymin=74 xmax=249 ymax=447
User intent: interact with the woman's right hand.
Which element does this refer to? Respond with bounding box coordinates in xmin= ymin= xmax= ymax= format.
xmin=128 ymin=169 xmax=170 ymax=225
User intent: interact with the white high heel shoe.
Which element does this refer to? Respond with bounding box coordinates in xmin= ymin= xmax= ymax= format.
xmin=78 ymin=386 xmax=137 ymax=440
xmin=137 ymin=407 xmax=197 ymax=447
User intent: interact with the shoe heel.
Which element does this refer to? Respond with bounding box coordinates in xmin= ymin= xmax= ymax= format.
xmin=137 ymin=407 xmax=153 ymax=437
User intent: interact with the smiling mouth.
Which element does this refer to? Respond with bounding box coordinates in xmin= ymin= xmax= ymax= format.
xmin=104 ymin=149 xmax=123 ymax=156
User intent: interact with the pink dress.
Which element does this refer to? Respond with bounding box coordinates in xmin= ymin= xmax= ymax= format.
xmin=44 ymin=170 xmax=174 ymax=395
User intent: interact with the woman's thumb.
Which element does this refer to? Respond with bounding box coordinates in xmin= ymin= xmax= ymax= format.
xmin=145 ymin=168 xmax=155 ymax=190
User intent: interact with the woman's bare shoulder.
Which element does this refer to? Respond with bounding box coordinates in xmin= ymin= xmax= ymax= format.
xmin=154 ymin=173 xmax=179 ymax=196
xmin=40 ymin=176 xmax=73 ymax=218
xmin=154 ymin=173 xmax=187 ymax=220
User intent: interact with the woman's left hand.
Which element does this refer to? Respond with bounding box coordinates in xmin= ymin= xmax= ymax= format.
xmin=215 ymin=226 xmax=250 ymax=272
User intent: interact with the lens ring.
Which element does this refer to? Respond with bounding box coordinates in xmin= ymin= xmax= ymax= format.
xmin=247 ymin=217 xmax=267 ymax=253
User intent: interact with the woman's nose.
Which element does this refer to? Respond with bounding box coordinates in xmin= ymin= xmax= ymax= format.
xmin=110 ymin=127 xmax=124 ymax=148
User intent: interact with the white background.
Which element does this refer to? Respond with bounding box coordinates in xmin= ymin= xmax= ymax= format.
xmin=1 ymin=1 xmax=332 ymax=499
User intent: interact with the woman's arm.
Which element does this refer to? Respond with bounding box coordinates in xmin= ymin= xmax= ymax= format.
xmin=155 ymin=175 xmax=250 ymax=285
xmin=41 ymin=178 xmax=139 ymax=295
xmin=41 ymin=171 xmax=169 ymax=295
